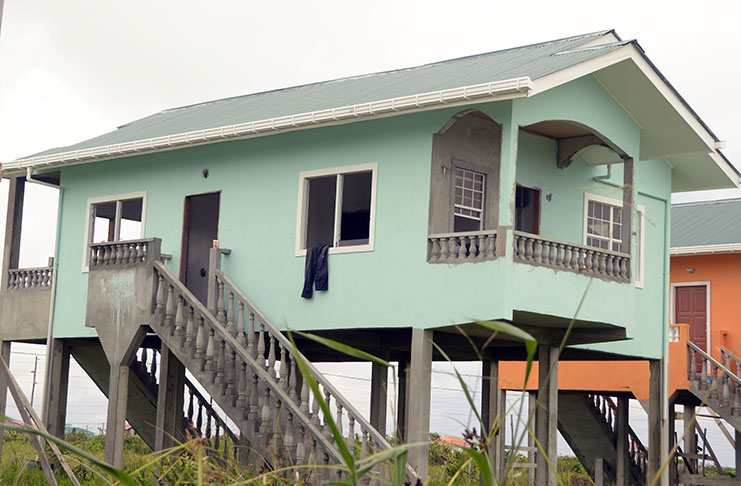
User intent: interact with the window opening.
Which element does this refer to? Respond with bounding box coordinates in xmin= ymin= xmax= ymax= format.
xmin=515 ymin=185 xmax=540 ymax=234
xmin=85 ymin=194 xmax=145 ymax=270
xmin=298 ymin=164 xmax=376 ymax=254
xmin=586 ymin=200 xmax=623 ymax=252
xmin=453 ymin=168 xmax=485 ymax=233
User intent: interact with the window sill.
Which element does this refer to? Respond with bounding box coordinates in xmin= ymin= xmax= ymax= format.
xmin=295 ymin=243 xmax=374 ymax=257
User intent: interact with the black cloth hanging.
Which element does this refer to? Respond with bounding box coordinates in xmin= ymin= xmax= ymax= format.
xmin=301 ymin=244 xmax=330 ymax=298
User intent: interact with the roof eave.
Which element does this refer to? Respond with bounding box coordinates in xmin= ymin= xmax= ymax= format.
xmin=1 ymin=77 xmax=534 ymax=176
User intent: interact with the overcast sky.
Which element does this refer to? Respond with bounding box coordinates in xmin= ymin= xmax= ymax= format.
xmin=1 ymin=0 xmax=740 ymax=466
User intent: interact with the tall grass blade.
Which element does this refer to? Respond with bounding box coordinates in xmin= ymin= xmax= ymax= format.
xmin=292 ymin=331 xmax=390 ymax=367
xmin=288 ymin=332 xmax=358 ymax=486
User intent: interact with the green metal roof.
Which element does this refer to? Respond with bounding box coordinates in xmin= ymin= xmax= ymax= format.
xmin=34 ymin=30 xmax=627 ymax=157
xmin=671 ymin=199 xmax=741 ymax=247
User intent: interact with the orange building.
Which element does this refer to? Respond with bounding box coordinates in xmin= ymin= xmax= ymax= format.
xmin=499 ymin=198 xmax=741 ymax=485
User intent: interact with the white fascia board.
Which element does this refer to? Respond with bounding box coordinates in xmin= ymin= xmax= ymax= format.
xmin=709 ymin=151 xmax=741 ymax=187
xmin=2 ymin=78 xmax=533 ymax=174
xmin=670 ymin=243 xmax=741 ymax=256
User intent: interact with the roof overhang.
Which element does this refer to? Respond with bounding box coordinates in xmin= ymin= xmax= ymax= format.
xmin=2 ymin=33 xmax=736 ymax=193
xmin=530 ymin=42 xmax=739 ymax=192
xmin=670 ymin=244 xmax=741 ymax=256
xmin=0 ymin=78 xmax=534 ymax=177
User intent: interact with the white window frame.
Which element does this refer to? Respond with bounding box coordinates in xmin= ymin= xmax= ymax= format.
xmin=295 ymin=162 xmax=377 ymax=257
xmin=583 ymin=193 xmax=645 ymax=287
xmin=81 ymin=191 xmax=147 ymax=272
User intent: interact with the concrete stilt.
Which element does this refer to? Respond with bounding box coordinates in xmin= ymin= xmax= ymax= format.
xmin=0 ymin=341 xmax=11 ymax=458
xmin=536 ymin=345 xmax=558 ymax=486
xmin=370 ymin=361 xmax=388 ymax=436
xmin=105 ymin=364 xmax=130 ymax=468
xmin=733 ymin=430 xmax=741 ymax=478
xmin=45 ymin=339 xmax=70 ymax=439
xmin=1 ymin=176 xmax=25 ymax=290
xmin=396 ymin=359 xmax=408 ymax=442
xmin=405 ymin=328 xmax=432 ymax=479
xmin=648 ymin=359 xmax=663 ymax=484
xmin=155 ymin=344 xmax=185 ymax=451
xmin=616 ymin=395 xmax=629 ymax=486
xmin=528 ymin=391 xmax=537 ymax=486
xmin=481 ymin=360 xmax=505 ymax=482
xmin=668 ymin=402 xmax=676 ymax=486
xmin=683 ymin=405 xmax=697 ymax=472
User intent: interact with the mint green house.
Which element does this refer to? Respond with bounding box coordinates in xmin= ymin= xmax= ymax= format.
xmin=0 ymin=30 xmax=736 ymax=484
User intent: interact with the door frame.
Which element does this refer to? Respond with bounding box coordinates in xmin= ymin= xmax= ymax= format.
xmin=670 ymin=281 xmax=711 ymax=352
xmin=180 ymin=191 xmax=221 ymax=284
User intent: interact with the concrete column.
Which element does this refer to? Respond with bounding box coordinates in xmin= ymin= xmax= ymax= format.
xmin=44 ymin=339 xmax=70 ymax=439
xmin=482 ymin=360 xmax=505 ymax=482
xmin=396 ymin=359 xmax=408 ymax=442
xmin=668 ymin=402 xmax=676 ymax=486
xmin=155 ymin=344 xmax=185 ymax=451
xmin=683 ymin=405 xmax=697 ymax=472
xmin=621 ymin=158 xmax=634 ymax=258
xmin=648 ymin=360 xmax=663 ymax=484
xmin=405 ymin=329 xmax=432 ymax=479
xmin=616 ymin=396 xmax=629 ymax=486
xmin=1 ymin=176 xmax=25 ymax=289
xmin=370 ymin=361 xmax=388 ymax=436
xmin=0 ymin=341 xmax=11 ymax=458
xmin=595 ymin=457 xmax=604 ymax=486
xmin=105 ymin=364 xmax=130 ymax=468
xmin=528 ymin=391 xmax=537 ymax=486
xmin=733 ymin=430 xmax=741 ymax=478
xmin=536 ymin=345 xmax=558 ymax=486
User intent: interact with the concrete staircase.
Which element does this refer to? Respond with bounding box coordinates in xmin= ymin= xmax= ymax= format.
xmin=70 ymin=341 xmax=237 ymax=451
xmin=558 ymin=392 xmax=647 ymax=486
xmin=687 ymin=343 xmax=741 ymax=432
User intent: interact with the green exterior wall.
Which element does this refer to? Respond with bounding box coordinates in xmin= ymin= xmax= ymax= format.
xmin=50 ymin=75 xmax=670 ymax=360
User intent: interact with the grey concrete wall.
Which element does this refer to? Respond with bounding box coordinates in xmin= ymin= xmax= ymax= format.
xmin=428 ymin=110 xmax=502 ymax=234
xmin=86 ymin=264 xmax=155 ymax=365
xmin=0 ymin=289 xmax=51 ymax=341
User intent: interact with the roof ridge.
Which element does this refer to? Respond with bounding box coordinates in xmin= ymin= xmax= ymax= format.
xmin=551 ymin=40 xmax=632 ymax=57
xmin=672 ymin=197 xmax=741 ymax=208
xmin=156 ymin=30 xmax=613 ymax=116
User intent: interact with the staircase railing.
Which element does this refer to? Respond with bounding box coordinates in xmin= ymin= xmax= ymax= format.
xmin=687 ymin=342 xmax=741 ymax=418
xmin=720 ymin=347 xmax=741 ymax=377
xmin=151 ymin=260 xmax=345 ymax=481
xmin=586 ymin=393 xmax=648 ymax=480
xmin=213 ymin=269 xmax=394 ymax=460
xmin=131 ymin=347 xmax=241 ymax=460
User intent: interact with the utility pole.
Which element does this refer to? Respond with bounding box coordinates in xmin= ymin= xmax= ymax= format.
xmin=30 ymin=356 xmax=39 ymax=407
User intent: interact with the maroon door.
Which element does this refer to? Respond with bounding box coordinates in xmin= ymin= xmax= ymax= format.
xmin=675 ymin=285 xmax=708 ymax=353
xmin=180 ymin=193 xmax=220 ymax=305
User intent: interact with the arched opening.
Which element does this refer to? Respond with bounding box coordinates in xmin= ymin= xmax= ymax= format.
xmin=428 ymin=110 xmax=503 ymax=237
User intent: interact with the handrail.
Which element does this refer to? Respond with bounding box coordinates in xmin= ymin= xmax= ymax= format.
xmin=687 ymin=341 xmax=741 ymax=387
xmin=427 ymin=229 xmax=497 ymax=262
xmin=513 ymin=231 xmax=630 ymax=281
xmin=214 ymin=269 xmax=394 ymax=453
xmin=6 ymin=266 xmax=54 ymax=289
xmin=720 ymin=347 xmax=741 ymax=376
xmin=514 ymin=231 xmax=630 ymax=258
xmin=152 ymin=261 xmax=343 ymax=467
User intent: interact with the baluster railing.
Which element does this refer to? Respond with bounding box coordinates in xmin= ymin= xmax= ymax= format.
xmin=513 ymin=231 xmax=630 ymax=282
xmin=211 ymin=267 xmax=407 ymax=479
xmin=89 ymin=238 xmax=160 ymax=267
xmin=687 ymin=342 xmax=741 ymax=417
xmin=151 ymin=261 xmax=348 ymax=476
xmin=427 ymin=230 xmax=497 ymax=263
xmin=6 ymin=266 xmax=54 ymax=290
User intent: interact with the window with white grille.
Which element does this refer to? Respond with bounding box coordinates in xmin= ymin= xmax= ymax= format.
xmin=453 ymin=168 xmax=485 ymax=232
xmin=586 ymin=199 xmax=623 ymax=252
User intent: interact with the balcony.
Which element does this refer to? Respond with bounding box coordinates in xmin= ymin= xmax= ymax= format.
xmin=513 ymin=231 xmax=630 ymax=282
xmin=0 ymin=263 xmax=54 ymax=341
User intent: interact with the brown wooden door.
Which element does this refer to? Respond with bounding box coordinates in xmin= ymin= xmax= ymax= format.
xmin=675 ymin=285 xmax=708 ymax=352
xmin=181 ymin=193 xmax=220 ymax=305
